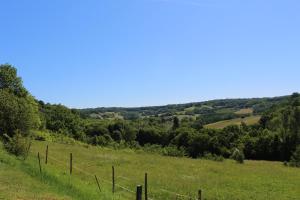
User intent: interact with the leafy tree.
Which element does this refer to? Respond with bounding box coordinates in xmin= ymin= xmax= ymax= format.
xmin=289 ymin=145 xmax=300 ymax=167
xmin=0 ymin=64 xmax=28 ymax=97
xmin=231 ymin=148 xmax=245 ymax=164
xmin=172 ymin=116 xmax=180 ymax=130
xmin=0 ymin=89 xmax=40 ymax=137
xmin=171 ymin=127 xmax=196 ymax=148
xmin=39 ymin=104 xmax=84 ymax=139
xmin=0 ymin=64 xmax=40 ymax=157
xmin=187 ymin=133 xmax=210 ymax=158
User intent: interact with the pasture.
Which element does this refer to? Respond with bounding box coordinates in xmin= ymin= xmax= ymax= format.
xmin=205 ymin=116 xmax=261 ymax=129
xmin=24 ymin=141 xmax=300 ymax=200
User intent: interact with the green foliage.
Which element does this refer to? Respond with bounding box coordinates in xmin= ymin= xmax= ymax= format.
xmin=0 ymin=64 xmax=40 ymax=157
xmin=0 ymin=89 xmax=41 ymax=137
xmin=231 ymin=148 xmax=245 ymax=164
xmin=3 ymin=131 xmax=31 ymax=159
xmin=289 ymin=146 xmax=300 ymax=167
xmin=172 ymin=116 xmax=180 ymax=129
xmin=39 ymin=103 xmax=84 ymax=139
xmin=32 ymin=130 xmax=53 ymax=141
xmin=162 ymin=145 xmax=186 ymax=157
xmin=92 ymin=134 xmax=113 ymax=146
xmin=203 ymin=153 xmax=224 ymax=162
xmin=0 ymin=64 xmax=28 ymax=97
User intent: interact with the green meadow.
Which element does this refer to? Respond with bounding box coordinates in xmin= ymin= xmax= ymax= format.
xmin=1 ymin=140 xmax=299 ymax=200
xmin=205 ymin=116 xmax=261 ymax=129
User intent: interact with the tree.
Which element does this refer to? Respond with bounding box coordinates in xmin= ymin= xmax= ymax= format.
xmin=289 ymin=145 xmax=300 ymax=167
xmin=0 ymin=64 xmax=40 ymax=157
xmin=40 ymin=104 xmax=84 ymax=139
xmin=231 ymin=148 xmax=245 ymax=164
xmin=171 ymin=127 xmax=196 ymax=148
xmin=0 ymin=64 xmax=28 ymax=97
xmin=172 ymin=116 xmax=180 ymax=130
xmin=0 ymin=90 xmax=40 ymax=137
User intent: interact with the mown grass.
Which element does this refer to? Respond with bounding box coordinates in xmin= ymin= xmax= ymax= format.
xmin=205 ymin=116 xmax=261 ymax=129
xmin=28 ymin=141 xmax=300 ymax=200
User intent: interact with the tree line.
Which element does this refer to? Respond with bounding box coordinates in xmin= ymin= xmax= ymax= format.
xmin=0 ymin=64 xmax=299 ymax=166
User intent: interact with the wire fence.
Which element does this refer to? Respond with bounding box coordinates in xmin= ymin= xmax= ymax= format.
xmin=38 ymin=145 xmax=202 ymax=200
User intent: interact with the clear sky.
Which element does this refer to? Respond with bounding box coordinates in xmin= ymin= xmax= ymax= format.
xmin=0 ymin=0 xmax=299 ymax=108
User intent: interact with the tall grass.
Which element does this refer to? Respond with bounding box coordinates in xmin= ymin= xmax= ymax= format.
xmin=0 ymin=142 xmax=114 ymax=200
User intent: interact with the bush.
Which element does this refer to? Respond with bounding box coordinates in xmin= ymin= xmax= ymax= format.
xmin=3 ymin=131 xmax=31 ymax=159
xmin=203 ymin=153 xmax=224 ymax=162
xmin=162 ymin=145 xmax=186 ymax=157
xmin=142 ymin=144 xmax=163 ymax=154
xmin=289 ymin=146 xmax=300 ymax=167
xmin=231 ymin=148 xmax=245 ymax=164
xmin=92 ymin=134 xmax=113 ymax=146
xmin=33 ymin=130 xmax=52 ymax=141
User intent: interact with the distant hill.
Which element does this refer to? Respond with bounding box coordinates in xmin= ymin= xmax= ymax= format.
xmin=79 ymin=95 xmax=289 ymax=125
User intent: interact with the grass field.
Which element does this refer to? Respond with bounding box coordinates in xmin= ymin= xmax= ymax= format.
xmin=1 ymin=140 xmax=299 ymax=200
xmin=205 ymin=116 xmax=261 ymax=129
xmin=234 ymin=108 xmax=254 ymax=115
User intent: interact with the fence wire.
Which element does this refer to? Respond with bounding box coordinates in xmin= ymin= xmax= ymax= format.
xmin=42 ymin=151 xmax=197 ymax=200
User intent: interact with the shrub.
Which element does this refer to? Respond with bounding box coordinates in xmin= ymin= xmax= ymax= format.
xmin=289 ymin=146 xmax=300 ymax=167
xmin=203 ymin=153 xmax=224 ymax=162
xmin=3 ymin=131 xmax=31 ymax=159
xmin=142 ymin=144 xmax=163 ymax=154
xmin=93 ymin=134 xmax=113 ymax=146
xmin=162 ymin=145 xmax=186 ymax=157
xmin=33 ymin=130 xmax=52 ymax=141
xmin=231 ymin=148 xmax=245 ymax=164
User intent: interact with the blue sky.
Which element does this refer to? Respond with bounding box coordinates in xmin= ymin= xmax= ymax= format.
xmin=0 ymin=0 xmax=299 ymax=108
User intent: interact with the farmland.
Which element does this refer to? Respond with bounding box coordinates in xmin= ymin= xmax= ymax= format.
xmin=205 ymin=116 xmax=261 ymax=129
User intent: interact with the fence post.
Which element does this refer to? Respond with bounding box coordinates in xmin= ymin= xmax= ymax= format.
xmin=136 ymin=185 xmax=142 ymax=200
xmin=45 ymin=145 xmax=48 ymax=164
xmin=145 ymin=173 xmax=148 ymax=200
xmin=70 ymin=153 xmax=73 ymax=175
xmin=37 ymin=152 xmax=42 ymax=174
xmin=112 ymin=166 xmax=115 ymax=193
xmin=198 ymin=189 xmax=202 ymax=200
xmin=95 ymin=175 xmax=101 ymax=192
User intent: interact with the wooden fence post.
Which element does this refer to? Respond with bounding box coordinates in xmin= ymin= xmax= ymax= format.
xmin=45 ymin=145 xmax=48 ymax=164
xmin=136 ymin=185 xmax=142 ymax=200
xmin=37 ymin=152 xmax=42 ymax=174
xmin=95 ymin=175 xmax=101 ymax=192
xmin=112 ymin=166 xmax=115 ymax=193
xmin=145 ymin=173 xmax=148 ymax=200
xmin=198 ymin=189 xmax=202 ymax=200
xmin=70 ymin=153 xmax=73 ymax=175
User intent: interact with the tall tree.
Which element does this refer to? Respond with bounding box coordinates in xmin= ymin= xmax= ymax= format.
xmin=0 ymin=64 xmax=40 ymax=137
xmin=0 ymin=64 xmax=28 ymax=97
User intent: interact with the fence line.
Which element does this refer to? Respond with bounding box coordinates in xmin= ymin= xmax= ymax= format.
xmin=44 ymin=150 xmax=199 ymax=200
xmin=48 ymin=155 xmax=134 ymax=195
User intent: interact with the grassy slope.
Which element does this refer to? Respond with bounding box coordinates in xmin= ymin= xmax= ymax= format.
xmin=205 ymin=116 xmax=261 ymax=129
xmin=0 ymin=145 xmax=71 ymax=200
xmin=0 ymin=143 xmax=113 ymax=200
xmin=27 ymin=141 xmax=300 ymax=200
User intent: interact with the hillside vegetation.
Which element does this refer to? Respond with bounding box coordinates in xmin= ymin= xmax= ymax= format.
xmin=1 ymin=64 xmax=300 ymax=162
xmin=79 ymin=97 xmax=286 ymax=124
xmin=1 ymin=64 xmax=300 ymax=199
